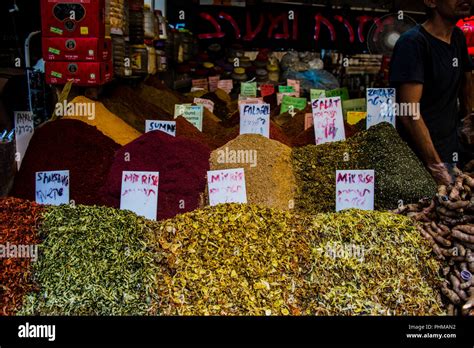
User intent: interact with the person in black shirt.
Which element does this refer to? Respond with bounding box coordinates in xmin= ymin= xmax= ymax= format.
xmin=390 ymin=0 xmax=473 ymax=185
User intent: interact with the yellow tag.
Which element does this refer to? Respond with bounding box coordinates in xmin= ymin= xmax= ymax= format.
xmin=347 ymin=111 xmax=367 ymax=125
xmin=80 ymin=27 xmax=89 ymax=35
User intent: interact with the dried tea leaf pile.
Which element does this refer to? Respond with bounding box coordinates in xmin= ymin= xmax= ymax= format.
xmin=293 ymin=123 xmax=436 ymax=213
xmin=210 ymin=135 xmax=297 ymax=211
xmin=150 ymin=204 xmax=444 ymax=316
xmin=19 ymin=205 xmax=158 ymax=316
xmin=353 ymin=123 xmax=437 ymax=210
xmin=301 ymin=210 xmax=444 ymax=315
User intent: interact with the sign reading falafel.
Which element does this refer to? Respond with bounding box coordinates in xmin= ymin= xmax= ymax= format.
xmin=239 ymin=103 xmax=270 ymax=138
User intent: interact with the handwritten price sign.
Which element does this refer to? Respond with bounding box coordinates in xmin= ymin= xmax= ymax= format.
xmin=312 ymin=97 xmax=346 ymax=145
xmin=208 ymin=168 xmax=247 ymax=206
xmin=35 ymin=170 xmax=70 ymax=206
xmin=336 ymin=170 xmax=375 ymax=212
xmin=120 ymin=171 xmax=160 ymax=220
xmin=366 ymin=88 xmax=396 ymax=129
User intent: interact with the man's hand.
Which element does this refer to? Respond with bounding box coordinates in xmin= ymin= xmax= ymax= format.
xmin=427 ymin=163 xmax=453 ymax=186
xmin=461 ymin=114 xmax=474 ymax=145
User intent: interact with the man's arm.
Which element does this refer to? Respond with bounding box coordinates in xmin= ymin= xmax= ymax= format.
xmin=398 ymin=83 xmax=451 ymax=185
xmin=460 ymin=72 xmax=472 ymax=118
xmin=460 ymin=72 xmax=474 ymax=144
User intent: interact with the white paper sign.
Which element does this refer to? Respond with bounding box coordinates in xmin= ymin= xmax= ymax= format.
xmin=336 ymin=170 xmax=375 ymax=212
xmin=120 ymin=171 xmax=160 ymax=221
xmin=277 ymin=92 xmax=298 ymax=105
xmin=366 ymin=88 xmax=396 ymax=129
xmin=145 ymin=120 xmax=176 ymax=137
xmin=14 ymin=111 xmax=34 ymax=170
xmin=239 ymin=103 xmax=270 ymax=138
xmin=174 ymin=104 xmax=204 ymax=132
xmin=217 ymin=79 xmax=233 ymax=94
xmin=193 ymin=98 xmax=215 ymax=113
xmin=312 ymin=97 xmax=346 ymax=145
xmin=208 ymin=168 xmax=247 ymax=206
xmin=35 ymin=170 xmax=70 ymax=206
xmin=287 ymin=79 xmax=301 ymax=97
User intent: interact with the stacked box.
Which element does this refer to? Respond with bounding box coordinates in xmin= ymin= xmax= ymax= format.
xmin=41 ymin=0 xmax=113 ymax=86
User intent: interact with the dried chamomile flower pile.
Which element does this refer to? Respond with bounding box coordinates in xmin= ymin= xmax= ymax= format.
xmin=149 ymin=204 xmax=445 ymax=316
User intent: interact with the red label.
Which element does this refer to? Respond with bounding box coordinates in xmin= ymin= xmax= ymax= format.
xmin=260 ymin=84 xmax=275 ymax=98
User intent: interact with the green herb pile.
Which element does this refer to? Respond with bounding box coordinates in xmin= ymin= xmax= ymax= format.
xmin=19 ymin=205 xmax=159 ymax=316
xmin=293 ymin=123 xmax=436 ymax=212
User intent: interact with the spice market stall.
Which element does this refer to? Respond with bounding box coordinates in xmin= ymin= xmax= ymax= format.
xmin=0 ymin=0 xmax=473 ymax=320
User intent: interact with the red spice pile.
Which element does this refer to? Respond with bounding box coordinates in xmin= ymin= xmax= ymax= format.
xmin=11 ymin=119 xmax=120 ymax=205
xmin=0 ymin=198 xmax=43 ymax=316
xmin=101 ymin=131 xmax=210 ymax=220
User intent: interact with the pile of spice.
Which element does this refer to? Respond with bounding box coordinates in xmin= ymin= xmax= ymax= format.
xmin=293 ymin=141 xmax=358 ymax=213
xmin=301 ymin=210 xmax=444 ymax=315
xmin=101 ymin=131 xmax=210 ymax=220
xmin=19 ymin=205 xmax=158 ymax=316
xmin=11 ymin=119 xmax=119 ymax=206
xmin=0 ymin=198 xmax=43 ymax=316
xmin=353 ymin=123 xmax=437 ymax=210
xmin=64 ymin=96 xmax=142 ymax=146
xmin=198 ymin=92 xmax=232 ymax=121
xmin=138 ymin=84 xmax=189 ymax=117
xmin=102 ymin=84 xmax=173 ymax=132
xmin=292 ymin=123 xmax=436 ymax=212
xmin=149 ymin=204 xmax=444 ymax=316
xmin=150 ymin=204 xmax=312 ymax=316
xmin=210 ymin=134 xmax=296 ymax=211
xmin=393 ymin=165 xmax=474 ymax=316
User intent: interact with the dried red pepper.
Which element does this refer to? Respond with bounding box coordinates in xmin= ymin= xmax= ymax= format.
xmin=0 ymin=198 xmax=43 ymax=316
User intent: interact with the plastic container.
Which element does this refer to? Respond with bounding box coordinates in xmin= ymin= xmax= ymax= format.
xmin=155 ymin=10 xmax=168 ymax=40
xmin=239 ymin=56 xmax=251 ymax=68
xmin=129 ymin=0 xmax=144 ymax=11
xmin=267 ymin=64 xmax=280 ymax=83
xmin=256 ymin=69 xmax=269 ymax=82
xmin=112 ymin=34 xmax=126 ymax=77
xmin=146 ymin=44 xmax=156 ymax=74
xmin=131 ymin=44 xmax=148 ymax=75
xmin=231 ymin=67 xmax=247 ymax=82
xmin=144 ymin=5 xmax=158 ymax=39
xmin=155 ymin=40 xmax=167 ymax=72
xmin=129 ymin=2 xmax=144 ymax=45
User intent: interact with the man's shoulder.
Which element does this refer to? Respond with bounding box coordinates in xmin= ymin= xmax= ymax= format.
xmin=397 ymin=25 xmax=427 ymax=45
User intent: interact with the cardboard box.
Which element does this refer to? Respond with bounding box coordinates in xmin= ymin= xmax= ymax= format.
xmin=43 ymin=37 xmax=112 ymax=61
xmin=41 ymin=0 xmax=106 ymax=38
xmin=45 ymin=61 xmax=113 ymax=86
